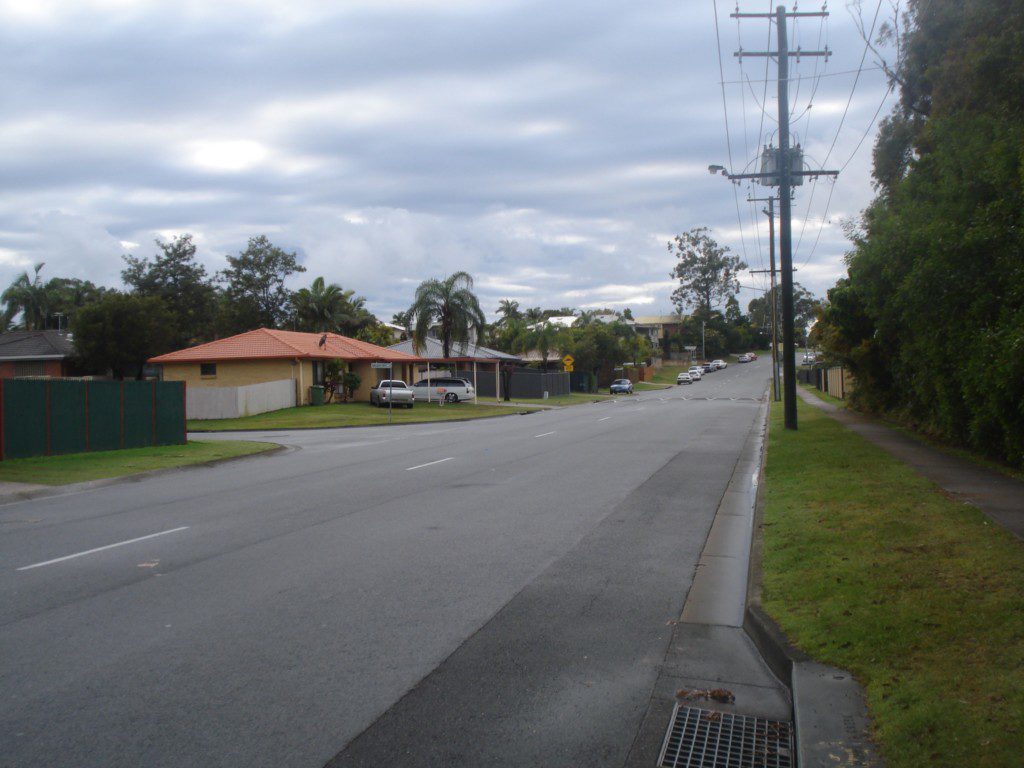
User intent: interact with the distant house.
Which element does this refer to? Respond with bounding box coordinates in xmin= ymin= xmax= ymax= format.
xmin=0 ymin=330 xmax=75 ymax=378
xmin=634 ymin=315 xmax=687 ymax=348
xmin=149 ymin=328 xmax=421 ymax=405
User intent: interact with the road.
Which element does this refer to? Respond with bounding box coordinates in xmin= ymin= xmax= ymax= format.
xmin=0 ymin=359 xmax=770 ymax=767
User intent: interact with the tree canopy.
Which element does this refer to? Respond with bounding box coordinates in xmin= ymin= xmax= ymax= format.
xmin=814 ymin=0 xmax=1024 ymax=465
xmin=408 ymin=271 xmax=486 ymax=359
xmin=668 ymin=227 xmax=747 ymax=314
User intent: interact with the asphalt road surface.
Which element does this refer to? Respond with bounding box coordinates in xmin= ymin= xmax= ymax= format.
xmin=1 ymin=359 xmax=770 ymax=767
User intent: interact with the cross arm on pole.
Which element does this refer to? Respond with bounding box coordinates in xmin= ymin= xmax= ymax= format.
xmin=735 ymin=49 xmax=831 ymax=58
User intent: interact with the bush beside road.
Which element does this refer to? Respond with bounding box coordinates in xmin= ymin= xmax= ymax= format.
xmin=761 ymin=398 xmax=1024 ymax=767
xmin=0 ymin=441 xmax=275 ymax=485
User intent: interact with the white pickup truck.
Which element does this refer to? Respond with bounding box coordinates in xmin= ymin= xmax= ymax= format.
xmin=369 ymin=380 xmax=416 ymax=408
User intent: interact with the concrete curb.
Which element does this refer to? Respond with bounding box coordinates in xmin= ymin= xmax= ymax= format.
xmin=0 ymin=443 xmax=288 ymax=507
xmin=743 ymin=390 xmax=882 ymax=767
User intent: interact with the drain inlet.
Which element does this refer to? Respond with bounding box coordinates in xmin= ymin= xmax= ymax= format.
xmin=658 ymin=704 xmax=793 ymax=768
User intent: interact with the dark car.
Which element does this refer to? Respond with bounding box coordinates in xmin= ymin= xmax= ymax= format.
xmin=610 ymin=378 xmax=634 ymax=395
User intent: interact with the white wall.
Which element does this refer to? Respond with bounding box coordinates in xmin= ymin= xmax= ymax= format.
xmin=187 ymin=379 xmax=296 ymax=420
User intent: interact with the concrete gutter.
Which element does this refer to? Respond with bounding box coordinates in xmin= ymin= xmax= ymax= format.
xmin=744 ymin=391 xmax=882 ymax=767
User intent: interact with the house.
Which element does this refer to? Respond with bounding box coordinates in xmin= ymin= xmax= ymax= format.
xmin=0 ymin=330 xmax=76 ymax=378
xmin=634 ymin=315 xmax=687 ymax=347
xmin=386 ymin=337 xmax=522 ymax=401
xmin=149 ymin=328 xmax=421 ymax=405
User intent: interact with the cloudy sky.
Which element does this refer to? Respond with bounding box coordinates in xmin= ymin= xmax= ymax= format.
xmin=0 ymin=0 xmax=893 ymax=322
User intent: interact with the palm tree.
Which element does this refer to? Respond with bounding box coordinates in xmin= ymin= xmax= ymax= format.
xmin=2 ymin=263 xmax=49 ymax=330
xmin=524 ymin=306 xmax=545 ymax=324
xmin=336 ymin=289 xmax=374 ymax=336
xmin=408 ymin=271 xmax=486 ymax=359
xmin=496 ymin=299 xmax=521 ymax=326
xmin=529 ymin=322 xmax=558 ymax=370
xmin=292 ymin=276 xmax=346 ymax=332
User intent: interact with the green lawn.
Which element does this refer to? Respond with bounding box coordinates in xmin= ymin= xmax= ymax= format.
xmin=188 ymin=401 xmax=535 ymax=431
xmin=634 ymin=381 xmax=671 ymax=391
xmin=0 ymin=441 xmax=275 ymax=486
xmin=761 ymin=398 xmax=1024 ymax=767
xmin=650 ymin=364 xmax=690 ymax=385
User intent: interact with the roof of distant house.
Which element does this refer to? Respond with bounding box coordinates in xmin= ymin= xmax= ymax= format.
xmin=149 ymin=328 xmax=422 ymax=364
xmin=387 ymin=336 xmax=521 ymax=363
xmin=634 ymin=315 xmax=685 ymax=325
xmin=0 ymin=330 xmax=75 ymax=360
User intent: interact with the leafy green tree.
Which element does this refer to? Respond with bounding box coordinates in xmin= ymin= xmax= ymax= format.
xmin=2 ymin=263 xmax=49 ymax=330
xmin=43 ymin=277 xmax=109 ymax=331
xmin=668 ymin=227 xmax=747 ymax=314
xmin=122 ymin=235 xmax=218 ymax=347
xmin=218 ymin=235 xmax=306 ymax=333
xmin=816 ymin=0 xmax=1024 ymax=466
xmin=355 ymin=322 xmax=396 ymax=347
xmin=73 ymin=293 xmax=174 ymax=379
xmin=408 ymin=271 xmax=486 ymax=359
xmin=391 ymin=309 xmax=413 ymax=329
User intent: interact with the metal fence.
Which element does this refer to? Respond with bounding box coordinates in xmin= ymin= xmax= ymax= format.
xmin=451 ymin=367 xmax=571 ymax=399
xmin=798 ymin=365 xmax=852 ymax=400
xmin=0 ymin=379 xmax=186 ymax=460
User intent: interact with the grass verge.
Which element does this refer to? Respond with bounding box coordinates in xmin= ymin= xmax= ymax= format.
xmin=0 ymin=440 xmax=275 ymax=486
xmin=761 ymin=397 xmax=1024 ymax=767
xmin=188 ymin=401 xmax=534 ymax=431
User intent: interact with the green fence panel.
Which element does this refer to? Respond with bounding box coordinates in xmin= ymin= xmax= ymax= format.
xmin=3 ymin=380 xmax=48 ymax=459
xmin=123 ymin=381 xmax=153 ymax=448
xmin=49 ymin=380 xmax=87 ymax=455
xmin=154 ymin=382 xmax=186 ymax=446
xmin=87 ymin=381 xmax=123 ymax=452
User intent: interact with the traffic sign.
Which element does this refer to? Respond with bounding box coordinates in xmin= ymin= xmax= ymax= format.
xmin=371 ymin=362 xmax=393 ymax=369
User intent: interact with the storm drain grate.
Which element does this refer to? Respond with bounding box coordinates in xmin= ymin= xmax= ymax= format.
xmin=657 ymin=705 xmax=793 ymax=768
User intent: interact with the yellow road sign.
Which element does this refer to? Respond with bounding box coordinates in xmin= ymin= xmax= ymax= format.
xmin=562 ymin=354 xmax=574 ymax=373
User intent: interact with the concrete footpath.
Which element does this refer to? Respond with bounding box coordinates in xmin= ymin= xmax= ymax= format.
xmin=798 ymin=388 xmax=1024 ymax=540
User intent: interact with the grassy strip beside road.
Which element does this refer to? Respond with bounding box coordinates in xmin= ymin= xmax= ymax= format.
xmin=0 ymin=441 xmax=274 ymax=486
xmin=761 ymin=398 xmax=1024 ymax=767
xmin=189 ymin=401 xmax=534 ymax=431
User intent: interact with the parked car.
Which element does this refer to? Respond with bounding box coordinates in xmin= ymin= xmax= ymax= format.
xmin=748 ymin=352 xmax=758 ymax=360
xmin=370 ymin=380 xmax=415 ymax=408
xmin=701 ymin=362 xmax=713 ymax=373
xmin=411 ymin=377 xmax=476 ymax=403
xmin=737 ymin=354 xmax=751 ymax=363
xmin=713 ymin=359 xmax=727 ymax=369
xmin=676 ymin=372 xmax=692 ymax=385
xmin=610 ymin=379 xmax=634 ymax=395
xmin=688 ymin=366 xmax=703 ymax=381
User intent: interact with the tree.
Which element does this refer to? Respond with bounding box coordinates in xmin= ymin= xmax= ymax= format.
xmin=123 ymin=235 xmax=218 ymax=347
xmin=73 ymin=293 xmax=174 ymax=379
xmin=356 ymin=323 xmax=396 ymax=347
xmin=815 ymin=0 xmax=1024 ymax=466
xmin=292 ymin=276 xmax=346 ymax=332
xmin=218 ymin=235 xmax=305 ymax=333
xmin=495 ymin=299 xmax=522 ymax=326
xmin=391 ymin=309 xmax=413 ymax=329
xmin=668 ymin=227 xmax=747 ymax=314
xmin=408 ymin=271 xmax=486 ymax=359
xmin=44 ymin=277 xmax=109 ymax=331
xmin=2 ymin=263 xmax=49 ymax=330
xmin=527 ymin=323 xmax=558 ymax=369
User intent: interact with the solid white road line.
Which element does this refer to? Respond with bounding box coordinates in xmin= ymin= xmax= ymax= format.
xmin=598 ymin=417 xmax=611 ymax=422
xmin=534 ymin=431 xmax=556 ymax=438
xmin=17 ymin=526 xmax=191 ymax=571
xmin=405 ymin=457 xmax=454 ymax=471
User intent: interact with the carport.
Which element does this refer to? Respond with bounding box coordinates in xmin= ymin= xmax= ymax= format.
xmin=386 ymin=338 xmax=522 ymax=403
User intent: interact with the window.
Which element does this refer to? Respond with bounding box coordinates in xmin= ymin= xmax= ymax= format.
xmin=312 ymin=360 xmax=325 ymax=385
xmin=13 ymin=361 xmax=46 ymax=377
xmin=200 ymin=363 xmax=217 ymax=377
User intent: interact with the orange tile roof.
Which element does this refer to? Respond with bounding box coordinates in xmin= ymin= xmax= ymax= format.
xmin=149 ymin=328 xmax=422 ymax=364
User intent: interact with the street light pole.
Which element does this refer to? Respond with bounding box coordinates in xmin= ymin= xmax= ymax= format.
xmin=701 ymin=320 xmax=706 ymax=361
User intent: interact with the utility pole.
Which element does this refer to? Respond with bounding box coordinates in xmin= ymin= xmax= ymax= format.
xmin=718 ymin=4 xmax=837 ymax=429
xmin=749 ymin=196 xmax=780 ymax=402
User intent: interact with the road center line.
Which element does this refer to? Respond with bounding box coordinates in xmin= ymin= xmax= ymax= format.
xmin=598 ymin=417 xmax=611 ymax=421
xmin=534 ymin=431 xmax=556 ymax=438
xmin=405 ymin=457 xmax=454 ymax=471
xmin=17 ymin=526 xmax=191 ymax=571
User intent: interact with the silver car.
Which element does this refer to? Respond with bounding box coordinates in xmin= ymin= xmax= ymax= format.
xmin=370 ymin=380 xmax=415 ymax=408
